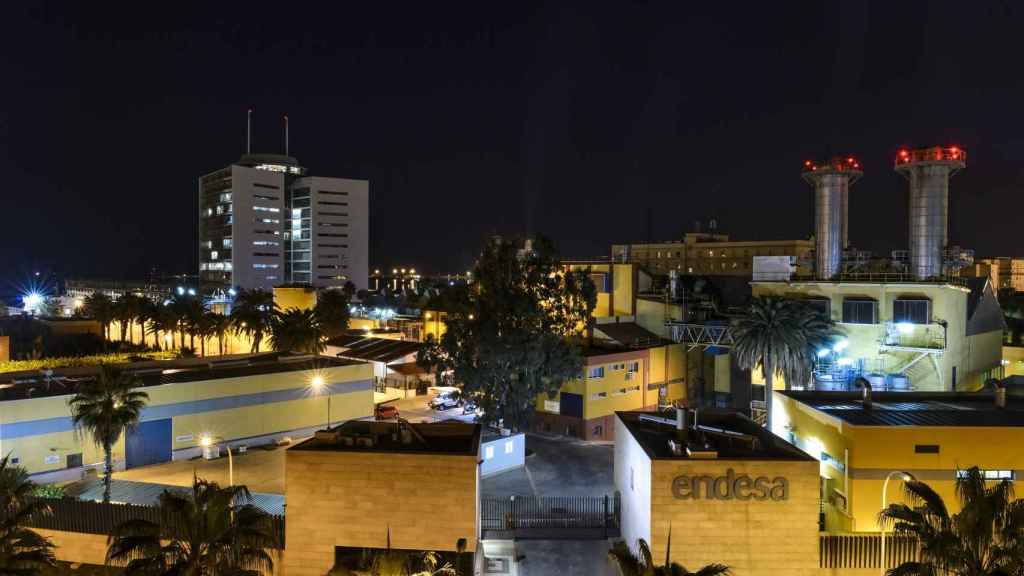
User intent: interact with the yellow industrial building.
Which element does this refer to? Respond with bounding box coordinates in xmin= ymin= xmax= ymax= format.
xmin=775 ymin=388 xmax=1024 ymax=534
xmin=612 ymin=232 xmax=814 ymax=277
xmin=0 ymin=354 xmax=373 ymax=480
xmin=751 ymin=277 xmax=1005 ymax=392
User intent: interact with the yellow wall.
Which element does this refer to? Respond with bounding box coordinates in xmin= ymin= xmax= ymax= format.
xmin=422 ymin=311 xmax=447 ymax=341
xmin=273 ymin=286 xmax=317 ymax=311
xmin=635 ymin=298 xmax=684 ymax=339
xmin=612 ymin=264 xmax=635 ymax=316
xmin=752 ymin=281 xmax=1001 ymax=392
xmin=0 ymin=363 xmax=373 ymax=476
xmin=1005 ymin=345 xmax=1024 ymax=377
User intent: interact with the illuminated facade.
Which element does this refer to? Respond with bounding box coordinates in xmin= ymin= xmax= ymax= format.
xmin=611 ymin=233 xmax=814 ymax=277
xmin=967 ymin=257 xmax=1024 ymax=293
xmin=198 ymin=154 xmax=369 ymax=292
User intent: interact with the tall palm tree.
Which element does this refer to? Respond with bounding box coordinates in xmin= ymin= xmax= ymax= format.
xmin=314 ymin=288 xmax=352 ymax=339
xmin=147 ymin=304 xmax=178 ymax=351
xmin=0 ymin=456 xmax=56 ymax=575
xmin=106 ymin=477 xmax=277 ymax=575
xmin=608 ymin=535 xmax=730 ymax=576
xmin=270 ymin=308 xmax=325 ymax=354
xmin=732 ymin=296 xmax=838 ymax=430
xmin=207 ymin=312 xmax=232 ymax=356
xmin=112 ymin=296 xmax=134 ymax=344
xmin=68 ymin=365 xmax=149 ymax=503
xmin=880 ymin=466 xmax=1024 ymax=576
xmin=230 ymin=289 xmax=277 ymax=353
xmin=82 ymin=292 xmax=114 ymax=343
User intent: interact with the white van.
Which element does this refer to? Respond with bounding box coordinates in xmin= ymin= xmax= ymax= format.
xmin=428 ymin=386 xmax=462 ymax=410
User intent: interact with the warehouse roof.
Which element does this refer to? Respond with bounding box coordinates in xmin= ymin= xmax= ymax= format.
xmin=781 ymin=390 xmax=1024 ymax=427
xmin=326 ymin=335 xmax=422 ymax=364
xmin=0 ymin=353 xmax=362 ymax=401
xmin=291 ymin=420 xmax=481 ymax=456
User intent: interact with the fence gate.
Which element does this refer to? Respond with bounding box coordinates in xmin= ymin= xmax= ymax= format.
xmin=480 ymin=495 xmax=620 ymax=540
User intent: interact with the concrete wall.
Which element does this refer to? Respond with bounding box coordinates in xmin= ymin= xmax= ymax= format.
xmin=0 ymin=363 xmax=373 ymax=477
xmin=614 ymin=417 xmax=651 ymax=559
xmin=480 ymin=433 xmax=525 ymax=478
xmin=284 ymin=449 xmax=478 ymax=576
xmin=648 ymin=458 xmax=820 ymax=576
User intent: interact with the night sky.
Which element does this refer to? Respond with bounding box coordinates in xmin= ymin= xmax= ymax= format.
xmin=2 ymin=2 xmax=1022 ymax=281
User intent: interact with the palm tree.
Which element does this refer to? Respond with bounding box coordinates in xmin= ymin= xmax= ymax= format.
xmin=732 ymin=296 xmax=838 ymax=430
xmin=880 ymin=466 xmax=1024 ymax=576
xmin=106 ymin=477 xmax=277 ymax=575
xmin=82 ymin=292 xmax=114 ymax=343
xmin=207 ymin=312 xmax=232 ymax=356
xmin=0 ymin=456 xmax=57 ymax=575
xmin=147 ymin=304 xmax=178 ymax=351
xmin=68 ymin=365 xmax=149 ymax=503
xmin=270 ymin=308 xmax=325 ymax=354
xmin=608 ymin=535 xmax=730 ymax=576
xmin=230 ymin=289 xmax=277 ymax=353
xmin=314 ymin=288 xmax=352 ymax=339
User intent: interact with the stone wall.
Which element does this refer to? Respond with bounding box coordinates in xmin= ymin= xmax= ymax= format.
xmin=648 ymin=458 xmax=820 ymax=576
xmin=284 ymin=449 xmax=478 ymax=576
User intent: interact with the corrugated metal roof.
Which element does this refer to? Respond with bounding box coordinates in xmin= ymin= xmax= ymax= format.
xmin=332 ymin=336 xmax=422 ymax=364
xmin=783 ymin=390 xmax=1024 ymax=427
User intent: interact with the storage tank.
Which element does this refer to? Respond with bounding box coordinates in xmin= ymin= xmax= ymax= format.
xmin=802 ymin=157 xmax=862 ymax=279
xmin=894 ymin=146 xmax=967 ymax=280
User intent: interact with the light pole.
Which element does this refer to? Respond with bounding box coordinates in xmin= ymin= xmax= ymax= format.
xmin=880 ymin=470 xmax=915 ymax=575
xmin=312 ymin=376 xmax=330 ymax=429
xmin=200 ymin=435 xmax=233 ymax=486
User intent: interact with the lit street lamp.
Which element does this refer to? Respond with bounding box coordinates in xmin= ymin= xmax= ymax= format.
xmin=312 ymin=376 xmax=331 ymax=429
xmin=880 ymin=470 xmax=915 ymax=575
xmin=200 ymin=434 xmax=233 ymax=486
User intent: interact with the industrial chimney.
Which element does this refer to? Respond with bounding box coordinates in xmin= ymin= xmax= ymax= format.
xmin=894 ymin=146 xmax=967 ymax=280
xmin=802 ymin=157 xmax=863 ymax=279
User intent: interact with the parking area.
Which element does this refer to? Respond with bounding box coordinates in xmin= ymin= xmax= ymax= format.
xmin=482 ymin=433 xmax=615 ymax=499
xmin=386 ymin=394 xmax=479 ymax=424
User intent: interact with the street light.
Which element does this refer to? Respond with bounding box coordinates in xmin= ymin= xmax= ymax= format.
xmin=312 ymin=376 xmax=331 ymax=429
xmin=880 ymin=470 xmax=915 ymax=575
xmin=199 ymin=434 xmax=233 ymax=486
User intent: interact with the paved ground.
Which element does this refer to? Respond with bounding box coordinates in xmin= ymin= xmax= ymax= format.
xmin=111 ymin=443 xmax=289 ymax=494
xmin=482 ymin=434 xmax=615 ymax=498
xmin=389 ymin=394 xmax=478 ymax=424
xmin=513 ymin=540 xmax=618 ymax=576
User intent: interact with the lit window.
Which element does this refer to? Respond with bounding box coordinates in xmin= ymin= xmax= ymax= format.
xmin=205 ymin=208 xmax=213 ymax=217
xmin=957 ymin=470 xmax=1015 ymax=481
xmin=222 ymin=238 xmax=232 ymax=248
xmin=504 ymin=441 xmax=514 ymax=455
xmin=253 ymin=263 xmax=280 ymax=270
xmin=588 ymin=367 xmax=605 ymax=379
xmin=210 ymin=251 xmax=218 ymax=260
xmin=485 ymin=446 xmax=494 ymax=460
xmin=253 ymin=206 xmax=280 ymax=213
xmin=219 ymin=192 xmax=232 ymax=203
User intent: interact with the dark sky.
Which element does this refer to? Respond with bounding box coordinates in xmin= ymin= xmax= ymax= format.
xmin=2 ymin=2 xmax=1023 ymax=280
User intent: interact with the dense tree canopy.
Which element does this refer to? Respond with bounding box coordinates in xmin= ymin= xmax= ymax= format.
xmin=418 ymin=236 xmax=596 ymax=431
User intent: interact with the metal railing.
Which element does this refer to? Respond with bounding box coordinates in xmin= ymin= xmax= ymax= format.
xmin=819 ymin=533 xmax=919 ymax=569
xmin=26 ymin=498 xmax=286 ymax=549
xmin=480 ymin=495 xmax=619 ymax=539
xmin=665 ymin=322 xmax=734 ymax=349
xmin=882 ymin=321 xmax=946 ymax=351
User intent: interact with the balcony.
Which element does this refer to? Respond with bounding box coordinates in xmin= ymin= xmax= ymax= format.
xmin=880 ymin=321 xmax=945 ymax=352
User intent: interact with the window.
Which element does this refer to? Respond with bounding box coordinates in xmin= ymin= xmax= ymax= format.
xmin=914 ymin=444 xmax=940 ymax=454
xmin=842 ymin=299 xmax=878 ymax=324
xmin=201 ymin=240 xmax=212 ymax=249
xmin=504 ymin=441 xmax=514 ymax=455
xmin=627 ymin=361 xmax=639 ymax=373
xmin=210 ymin=250 xmax=218 ymax=260
xmin=253 ymin=263 xmax=279 ymax=270
xmin=253 ymin=182 xmax=280 ymax=190
xmin=319 ymin=190 xmax=349 ymax=196
xmin=318 ymin=200 xmax=348 ymax=207
xmin=805 ymin=298 xmax=831 ymax=318
xmin=252 ymin=240 xmax=280 ymax=247
xmin=253 ymin=206 xmax=280 ymax=213
xmin=318 ymin=222 xmax=348 ymax=228
xmin=222 ymin=238 xmax=233 ymax=248
xmin=588 ymin=392 xmax=607 ymax=400
xmin=588 ymin=367 xmax=605 ymax=379
xmin=318 ymin=211 xmax=349 ymax=217
xmin=485 ymin=446 xmax=494 ymax=460
xmin=318 ymin=233 xmax=348 ymax=238
xmin=894 ymin=299 xmax=931 ymax=324
xmin=255 ymin=218 xmax=280 ymax=224
xmin=957 ymin=470 xmax=1014 ymax=481
xmin=253 ymin=193 xmax=279 ymax=201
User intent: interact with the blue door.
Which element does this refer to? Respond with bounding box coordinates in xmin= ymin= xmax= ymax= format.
xmin=125 ymin=419 xmax=172 ymax=469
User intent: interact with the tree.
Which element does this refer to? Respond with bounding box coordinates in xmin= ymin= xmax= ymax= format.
xmin=417 ymin=236 xmax=596 ymax=432
xmin=107 ymin=477 xmax=277 ymax=575
xmin=880 ymin=466 xmax=1024 ymax=576
xmin=230 ymin=289 xmax=277 ymax=353
xmin=0 ymin=456 xmax=57 ymax=575
xmin=270 ymin=308 xmax=324 ymax=354
xmin=732 ymin=296 xmax=837 ymax=430
xmin=608 ymin=536 xmax=730 ymax=576
xmin=314 ymin=289 xmax=352 ymax=340
xmin=82 ymin=292 xmax=114 ymax=342
xmin=208 ymin=312 xmax=232 ymax=356
xmin=147 ymin=304 xmax=178 ymax=351
xmin=68 ymin=366 xmax=149 ymax=503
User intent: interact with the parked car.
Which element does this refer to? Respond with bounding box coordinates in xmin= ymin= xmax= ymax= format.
xmin=375 ymin=404 xmax=400 ymax=419
xmin=462 ymin=401 xmax=478 ymax=415
xmin=429 ymin=389 xmax=462 ymax=410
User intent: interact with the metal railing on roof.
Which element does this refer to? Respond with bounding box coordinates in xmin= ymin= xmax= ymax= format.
xmin=774 ymin=272 xmax=969 ymax=286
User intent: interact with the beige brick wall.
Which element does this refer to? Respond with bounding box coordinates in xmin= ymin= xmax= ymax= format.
xmin=649 ymin=459 xmax=820 ymax=576
xmin=37 ymin=528 xmax=108 ymax=566
xmin=284 ymin=449 xmax=478 ymax=576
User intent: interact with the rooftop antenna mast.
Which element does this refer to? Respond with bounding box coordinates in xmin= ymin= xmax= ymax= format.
xmin=246 ymin=108 xmax=253 ymax=155
xmin=284 ymin=114 xmax=289 ymax=156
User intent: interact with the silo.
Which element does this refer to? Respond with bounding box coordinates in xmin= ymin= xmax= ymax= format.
xmin=894 ymin=147 xmax=966 ymax=279
xmin=802 ymin=157 xmax=862 ymax=279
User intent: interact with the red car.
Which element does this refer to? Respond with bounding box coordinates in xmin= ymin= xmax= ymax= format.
xmin=375 ymin=404 xmax=400 ymax=419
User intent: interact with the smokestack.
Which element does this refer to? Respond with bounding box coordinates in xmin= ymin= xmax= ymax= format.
xmin=246 ymin=108 xmax=253 ymax=155
xmin=802 ymin=157 xmax=862 ymax=279
xmin=895 ymin=146 xmax=967 ymax=279
xmin=855 ymin=377 xmax=872 ymax=410
xmin=988 ymin=378 xmax=1006 ymax=409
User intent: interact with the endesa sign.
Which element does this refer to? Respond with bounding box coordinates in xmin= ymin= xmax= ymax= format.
xmin=672 ymin=468 xmax=789 ymax=501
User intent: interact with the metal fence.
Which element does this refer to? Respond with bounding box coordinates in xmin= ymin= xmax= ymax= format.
xmin=819 ymin=533 xmax=919 ymax=569
xmin=26 ymin=498 xmax=286 ymax=549
xmin=481 ymin=495 xmax=619 ymax=539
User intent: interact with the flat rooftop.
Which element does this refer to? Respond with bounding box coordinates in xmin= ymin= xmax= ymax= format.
xmin=291 ymin=419 xmax=481 ymax=456
xmin=0 ymin=353 xmax=363 ymax=401
xmin=781 ymin=390 xmax=1024 ymax=427
xmin=617 ymin=410 xmax=813 ymax=461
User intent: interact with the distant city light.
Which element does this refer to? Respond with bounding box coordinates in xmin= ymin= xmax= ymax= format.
xmin=176 ymin=286 xmax=185 ymax=295
xmin=187 ymin=288 xmax=196 ymax=296
xmin=228 ymin=288 xmax=237 ymax=297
